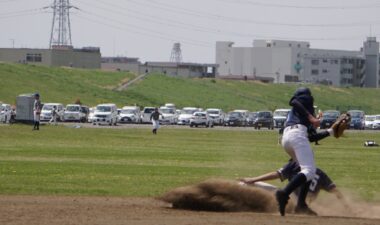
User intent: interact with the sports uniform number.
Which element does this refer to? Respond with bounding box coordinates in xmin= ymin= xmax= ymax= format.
xmin=309 ymin=174 xmax=320 ymax=192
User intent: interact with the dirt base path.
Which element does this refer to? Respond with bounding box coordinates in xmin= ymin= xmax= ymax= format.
xmin=0 ymin=196 xmax=379 ymax=225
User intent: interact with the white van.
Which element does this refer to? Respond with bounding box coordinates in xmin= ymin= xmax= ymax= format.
xmin=63 ymin=104 xmax=87 ymax=122
xmin=273 ymin=109 xmax=291 ymax=128
xmin=93 ymin=103 xmax=118 ymax=126
xmin=40 ymin=103 xmax=64 ymax=122
xmin=141 ymin=107 xmax=156 ymax=123
xmin=206 ymin=108 xmax=225 ymax=125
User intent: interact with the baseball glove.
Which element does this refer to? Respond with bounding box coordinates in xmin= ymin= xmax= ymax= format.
xmin=331 ymin=113 xmax=351 ymax=138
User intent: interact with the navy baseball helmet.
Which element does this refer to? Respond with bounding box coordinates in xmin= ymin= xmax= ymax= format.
xmin=34 ymin=93 xmax=40 ymax=97
xmin=294 ymin=87 xmax=311 ymax=96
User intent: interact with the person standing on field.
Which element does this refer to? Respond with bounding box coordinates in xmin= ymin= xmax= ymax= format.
xmin=150 ymin=107 xmax=162 ymax=134
xmin=33 ymin=93 xmax=42 ymax=130
xmin=49 ymin=106 xmax=57 ymax=126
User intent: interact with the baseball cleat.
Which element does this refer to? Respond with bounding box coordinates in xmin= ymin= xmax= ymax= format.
xmin=275 ymin=190 xmax=289 ymax=216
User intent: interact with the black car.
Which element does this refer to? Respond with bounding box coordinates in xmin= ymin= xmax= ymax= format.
xmin=247 ymin=112 xmax=258 ymax=126
xmin=224 ymin=111 xmax=247 ymax=127
xmin=253 ymin=111 xmax=274 ymax=129
xmin=320 ymin=110 xmax=340 ymax=129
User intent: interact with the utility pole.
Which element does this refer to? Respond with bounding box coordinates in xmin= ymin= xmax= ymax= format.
xmin=170 ymin=42 xmax=183 ymax=63
xmin=48 ymin=0 xmax=77 ymax=48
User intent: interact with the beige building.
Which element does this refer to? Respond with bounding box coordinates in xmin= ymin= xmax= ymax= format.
xmin=0 ymin=46 xmax=101 ymax=69
xmin=101 ymin=57 xmax=217 ymax=78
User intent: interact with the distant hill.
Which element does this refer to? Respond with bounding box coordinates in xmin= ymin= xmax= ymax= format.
xmin=1 ymin=62 xmax=379 ymax=114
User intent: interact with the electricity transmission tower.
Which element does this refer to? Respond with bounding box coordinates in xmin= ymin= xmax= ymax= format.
xmin=48 ymin=0 xmax=77 ymax=48
xmin=170 ymin=42 xmax=183 ymax=63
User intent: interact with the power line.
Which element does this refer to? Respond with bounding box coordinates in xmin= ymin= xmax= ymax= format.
xmin=124 ymin=0 xmax=380 ymax=28
xmin=73 ymin=0 xmax=375 ymax=42
xmin=215 ymin=0 xmax=380 ymax=10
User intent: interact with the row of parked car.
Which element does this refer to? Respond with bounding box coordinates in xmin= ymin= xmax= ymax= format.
xmin=0 ymin=101 xmax=372 ymax=130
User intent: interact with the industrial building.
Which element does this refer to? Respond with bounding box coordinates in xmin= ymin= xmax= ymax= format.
xmin=102 ymin=57 xmax=217 ymax=78
xmin=0 ymin=46 xmax=101 ymax=69
xmin=216 ymin=37 xmax=379 ymax=88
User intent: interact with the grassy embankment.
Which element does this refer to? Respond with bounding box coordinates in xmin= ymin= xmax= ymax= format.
xmin=1 ymin=62 xmax=380 ymax=113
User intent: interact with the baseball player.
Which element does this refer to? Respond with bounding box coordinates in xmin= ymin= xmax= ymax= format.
xmin=275 ymin=87 xmax=321 ymax=216
xmin=49 ymin=106 xmax=57 ymax=126
xmin=150 ymin=107 xmax=163 ymax=134
xmin=240 ymin=159 xmax=345 ymax=205
xmin=33 ymin=93 xmax=42 ymax=130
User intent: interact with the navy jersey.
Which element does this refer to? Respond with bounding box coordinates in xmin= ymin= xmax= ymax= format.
xmin=277 ymin=161 xmax=336 ymax=197
xmin=285 ymin=87 xmax=315 ymax=127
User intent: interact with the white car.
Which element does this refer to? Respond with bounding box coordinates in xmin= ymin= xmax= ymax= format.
xmin=0 ymin=103 xmax=12 ymax=123
xmin=273 ymin=109 xmax=291 ymax=128
xmin=63 ymin=104 xmax=87 ymax=122
xmin=177 ymin=107 xmax=199 ymax=125
xmin=364 ymin=115 xmax=376 ymax=130
xmin=141 ymin=107 xmax=156 ymax=123
xmin=233 ymin=109 xmax=249 ymax=124
xmin=40 ymin=103 xmax=64 ymax=122
xmin=118 ymin=106 xmax=141 ymax=123
xmin=206 ymin=108 xmax=225 ymax=125
xmin=189 ymin=111 xmax=213 ymax=128
xmin=159 ymin=107 xmax=178 ymax=125
xmin=93 ymin=103 xmax=118 ymax=126
xmin=372 ymin=115 xmax=380 ymax=130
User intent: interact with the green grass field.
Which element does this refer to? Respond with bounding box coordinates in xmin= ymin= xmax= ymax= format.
xmin=0 ymin=125 xmax=379 ymax=201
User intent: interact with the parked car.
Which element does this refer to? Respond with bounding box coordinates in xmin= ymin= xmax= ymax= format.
xmin=190 ymin=111 xmax=213 ymax=128
xmin=273 ymin=109 xmax=290 ymax=128
xmin=159 ymin=106 xmax=178 ymax=124
xmin=206 ymin=108 xmax=224 ymax=125
xmin=141 ymin=107 xmax=156 ymax=123
xmin=372 ymin=115 xmax=380 ymax=130
xmin=164 ymin=103 xmax=176 ymax=110
xmin=0 ymin=103 xmax=12 ymax=123
xmin=87 ymin=107 xmax=96 ymax=123
xmin=80 ymin=106 xmax=90 ymax=122
xmin=320 ymin=110 xmax=340 ymax=129
xmin=347 ymin=110 xmax=365 ymax=130
xmin=224 ymin=111 xmax=247 ymax=127
xmin=93 ymin=103 xmax=118 ymax=126
xmin=177 ymin=107 xmax=199 ymax=125
xmin=365 ymin=115 xmax=376 ymax=130
xmin=118 ymin=106 xmax=141 ymax=124
xmin=233 ymin=109 xmax=249 ymax=124
xmin=40 ymin=103 xmax=64 ymax=122
xmin=253 ymin=111 xmax=274 ymax=130
xmin=62 ymin=104 xmax=87 ymax=122
xmin=247 ymin=112 xmax=258 ymax=126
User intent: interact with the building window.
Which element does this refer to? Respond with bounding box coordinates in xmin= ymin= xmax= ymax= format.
xmin=322 ymin=59 xmax=328 ymax=63
xmin=26 ymin=53 xmax=42 ymax=62
xmin=225 ymin=61 xmax=228 ymax=64
xmin=297 ymin=44 xmax=301 ymax=48
xmin=311 ymin=69 xmax=319 ymax=75
xmin=341 ymin=58 xmax=347 ymax=64
xmin=267 ymin=43 xmax=271 ymax=47
xmin=289 ymin=43 xmax=292 ymax=47
xmin=322 ymin=69 xmax=328 ymax=73
xmin=311 ymin=59 xmax=319 ymax=65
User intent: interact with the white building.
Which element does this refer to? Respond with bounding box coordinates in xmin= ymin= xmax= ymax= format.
xmin=216 ymin=37 xmax=379 ymax=88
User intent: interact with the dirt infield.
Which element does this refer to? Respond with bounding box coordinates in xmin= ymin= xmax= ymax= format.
xmin=1 ymin=195 xmax=379 ymax=225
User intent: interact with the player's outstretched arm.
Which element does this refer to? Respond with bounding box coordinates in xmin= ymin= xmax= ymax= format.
xmin=239 ymin=171 xmax=280 ymax=185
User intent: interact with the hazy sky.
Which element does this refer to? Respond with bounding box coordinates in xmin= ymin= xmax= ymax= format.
xmin=1 ymin=0 xmax=380 ymax=63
